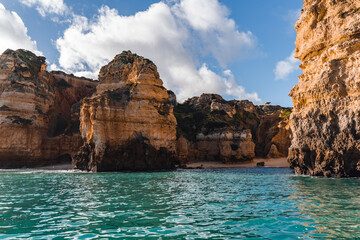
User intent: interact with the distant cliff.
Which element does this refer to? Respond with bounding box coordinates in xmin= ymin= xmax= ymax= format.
xmin=0 ymin=49 xmax=97 ymax=168
xmin=289 ymin=0 xmax=360 ymax=177
xmin=174 ymin=94 xmax=291 ymax=164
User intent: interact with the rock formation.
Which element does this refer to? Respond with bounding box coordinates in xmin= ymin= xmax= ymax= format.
xmin=289 ymin=0 xmax=360 ymax=177
xmin=73 ymin=51 xmax=177 ymax=171
xmin=174 ymin=94 xmax=291 ymax=164
xmin=255 ymin=106 xmax=291 ymax=158
xmin=0 ymin=49 xmax=292 ymax=170
xmin=0 ymin=49 xmax=97 ymax=168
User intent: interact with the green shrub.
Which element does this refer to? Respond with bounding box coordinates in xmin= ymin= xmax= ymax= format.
xmin=279 ymin=108 xmax=292 ymax=118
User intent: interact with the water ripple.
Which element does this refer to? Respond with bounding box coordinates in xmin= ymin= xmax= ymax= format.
xmin=0 ymin=168 xmax=359 ymax=239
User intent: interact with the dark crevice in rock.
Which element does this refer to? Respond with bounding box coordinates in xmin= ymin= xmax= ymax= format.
xmin=6 ymin=116 xmax=33 ymax=125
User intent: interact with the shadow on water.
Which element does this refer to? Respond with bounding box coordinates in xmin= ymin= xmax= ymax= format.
xmin=0 ymin=168 xmax=358 ymax=239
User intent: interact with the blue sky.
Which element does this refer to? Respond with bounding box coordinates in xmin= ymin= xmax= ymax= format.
xmin=0 ymin=0 xmax=302 ymax=106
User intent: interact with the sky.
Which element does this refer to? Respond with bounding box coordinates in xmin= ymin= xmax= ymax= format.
xmin=0 ymin=0 xmax=303 ymax=107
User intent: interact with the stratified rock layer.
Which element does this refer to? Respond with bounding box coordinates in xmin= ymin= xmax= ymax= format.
xmin=175 ymin=94 xmax=291 ymax=163
xmin=0 ymin=49 xmax=97 ymax=168
xmin=0 ymin=49 xmax=292 ymax=170
xmin=175 ymin=95 xmax=256 ymax=163
xmin=73 ymin=51 xmax=177 ymax=171
xmin=289 ymin=0 xmax=360 ymax=177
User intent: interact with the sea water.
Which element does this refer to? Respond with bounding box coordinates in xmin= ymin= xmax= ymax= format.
xmin=0 ymin=168 xmax=359 ymax=239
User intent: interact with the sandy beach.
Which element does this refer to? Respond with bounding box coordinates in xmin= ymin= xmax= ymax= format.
xmin=36 ymin=158 xmax=290 ymax=170
xmin=185 ymin=158 xmax=290 ymax=169
xmin=37 ymin=163 xmax=74 ymax=170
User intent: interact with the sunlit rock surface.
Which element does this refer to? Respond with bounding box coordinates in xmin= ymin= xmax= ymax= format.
xmin=289 ymin=0 xmax=360 ymax=177
xmin=73 ymin=51 xmax=177 ymax=171
xmin=0 ymin=49 xmax=97 ymax=168
xmin=0 ymin=49 xmax=292 ymax=170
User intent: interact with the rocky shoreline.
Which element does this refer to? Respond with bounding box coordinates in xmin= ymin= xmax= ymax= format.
xmin=1 ymin=33 xmax=359 ymax=177
xmin=0 ymin=49 xmax=291 ymax=172
xmin=32 ymin=158 xmax=290 ymax=171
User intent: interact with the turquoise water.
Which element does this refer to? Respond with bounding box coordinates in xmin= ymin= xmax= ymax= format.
xmin=0 ymin=168 xmax=359 ymax=239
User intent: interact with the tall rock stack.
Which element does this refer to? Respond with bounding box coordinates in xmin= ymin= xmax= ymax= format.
xmin=73 ymin=51 xmax=177 ymax=171
xmin=289 ymin=0 xmax=360 ymax=177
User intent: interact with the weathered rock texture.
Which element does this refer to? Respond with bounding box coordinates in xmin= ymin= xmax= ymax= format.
xmin=174 ymin=94 xmax=291 ymax=163
xmin=289 ymin=0 xmax=360 ymax=177
xmin=0 ymin=49 xmax=97 ymax=168
xmin=73 ymin=51 xmax=177 ymax=171
xmin=255 ymin=106 xmax=291 ymax=158
xmin=0 ymin=49 xmax=292 ymax=170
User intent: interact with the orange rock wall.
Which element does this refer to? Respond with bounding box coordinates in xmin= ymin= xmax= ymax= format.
xmin=289 ymin=0 xmax=360 ymax=177
xmin=0 ymin=49 xmax=97 ymax=168
xmin=73 ymin=51 xmax=177 ymax=171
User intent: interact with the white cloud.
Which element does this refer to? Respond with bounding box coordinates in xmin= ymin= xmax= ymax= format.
xmin=0 ymin=3 xmax=40 ymax=54
xmin=172 ymin=0 xmax=256 ymax=66
xmin=172 ymin=0 xmax=229 ymax=31
xmin=49 ymin=63 xmax=58 ymax=71
xmin=19 ymin=0 xmax=69 ymax=17
xmin=223 ymin=70 xmax=260 ymax=101
xmin=55 ymin=1 xmax=260 ymax=102
xmin=274 ymin=50 xmax=300 ymax=80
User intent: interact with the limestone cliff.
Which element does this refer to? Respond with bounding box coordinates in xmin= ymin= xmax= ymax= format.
xmin=73 ymin=51 xmax=177 ymax=171
xmin=0 ymin=49 xmax=291 ymax=170
xmin=289 ymin=0 xmax=360 ymax=177
xmin=174 ymin=94 xmax=291 ymax=163
xmin=0 ymin=49 xmax=97 ymax=168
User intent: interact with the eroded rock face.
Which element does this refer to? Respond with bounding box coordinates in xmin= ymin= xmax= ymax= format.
xmin=0 ymin=49 xmax=292 ymax=170
xmin=73 ymin=51 xmax=177 ymax=171
xmin=0 ymin=49 xmax=97 ymax=168
xmin=174 ymin=94 xmax=291 ymax=163
xmin=255 ymin=107 xmax=291 ymax=158
xmin=289 ymin=0 xmax=360 ymax=177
